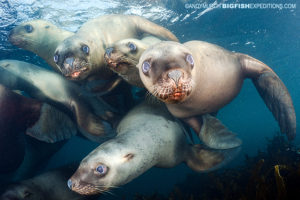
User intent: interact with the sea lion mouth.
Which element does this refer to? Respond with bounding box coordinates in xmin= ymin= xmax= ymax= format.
xmin=154 ymin=80 xmax=192 ymax=103
xmin=61 ymin=57 xmax=89 ymax=80
xmin=104 ymin=53 xmax=136 ymax=74
xmin=8 ymin=35 xmax=27 ymax=46
xmin=71 ymin=182 xmax=109 ymax=195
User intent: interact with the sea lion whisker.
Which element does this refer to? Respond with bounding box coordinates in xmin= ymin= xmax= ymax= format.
xmin=16 ymin=37 xmax=38 ymax=45
xmin=103 ymin=190 xmax=116 ymax=196
xmin=106 ymin=185 xmax=120 ymax=189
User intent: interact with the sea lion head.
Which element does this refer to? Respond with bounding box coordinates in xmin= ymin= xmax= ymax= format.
xmin=138 ymin=41 xmax=194 ymax=104
xmin=104 ymin=38 xmax=147 ymax=87
xmin=67 ymin=141 xmax=137 ymax=195
xmin=0 ymin=183 xmax=42 ymax=200
xmin=9 ymin=20 xmax=54 ymax=50
xmin=54 ymin=36 xmax=94 ymax=81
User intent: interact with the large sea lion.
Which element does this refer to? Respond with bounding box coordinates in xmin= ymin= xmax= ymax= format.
xmin=67 ymin=101 xmax=239 ymax=195
xmin=0 ymin=137 xmax=67 ymax=184
xmin=0 ymin=165 xmax=98 ymax=200
xmin=104 ymin=36 xmax=161 ymax=87
xmin=9 ymin=20 xmax=74 ymax=73
xmin=0 ymin=84 xmax=75 ymax=174
xmin=0 ymin=60 xmax=116 ymax=139
xmin=54 ymin=15 xmax=178 ymax=84
xmin=0 ymin=85 xmax=36 ymax=173
xmin=137 ymin=41 xmax=296 ymax=149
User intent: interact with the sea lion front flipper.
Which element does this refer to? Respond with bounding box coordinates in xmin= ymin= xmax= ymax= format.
xmin=185 ymin=144 xmax=240 ymax=172
xmin=91 ymin=76 xmax=123 ymax=95
xmin=131 ymin=16 xmax=179 ymax=42
xmin=26 ymin=103 xmax=77 ymax=143
xmin=238 ymin=53 xmax=296 ymax=140
xmin=184 ymin=114 xmax=242 ymax=149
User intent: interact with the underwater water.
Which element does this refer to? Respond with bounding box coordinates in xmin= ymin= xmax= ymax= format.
xmin=0 ymin=0 xmax=299 ymax=199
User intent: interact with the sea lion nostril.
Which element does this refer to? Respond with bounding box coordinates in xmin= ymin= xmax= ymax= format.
xmin=168 ymin=70 xmax=182 ymax=86
xmin=67 ymin=179 xmax=72 ymax=189
xmin=65 ymin=57 xmax=74 ymax=66
xmin=105 ymin=47 xmax=114 ymax=57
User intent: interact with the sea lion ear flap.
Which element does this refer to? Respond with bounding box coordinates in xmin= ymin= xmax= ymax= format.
xmin=185 ymin=144 xmax=241 ymax=172
xmin=123 ymin=153 xmax=135 ymax=162
xmin=237 ymin=53 xmax=296 ymax=140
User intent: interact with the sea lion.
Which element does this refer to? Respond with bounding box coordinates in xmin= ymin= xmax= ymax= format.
xmin=67 ymin=101 xmax=239 ymax=195
xmin=0 ymin=84 xmax=77 ymax=173
xmin=0 ymin=137 xmax=67 ymax=184
xmin=54 ymin=14 xmax=178 ymax=83
xmin=0 ymin=60 xmax=116 ymax=139
xmin=0 ymin=85 xmax=35 ymax=173
xmin=25 ymin=102 xmax=77 ymax=143
xmin=104 ymin=36 xmax=161 ymax=87
xmin=9 ymin=19 xmax=74 ymax=73
xmin=0 ymin=84 xmax=76 ymax=144
xmin=137 ymin=41 xmax=296 ymax=149
xmin=0 ymin=165 xmax=98 ymax=200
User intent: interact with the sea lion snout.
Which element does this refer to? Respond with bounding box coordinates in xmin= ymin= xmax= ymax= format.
xmin=168 ymin=70 xmax=182 ymax=86
xmin=153 ymin=68 xmax=192 ymax=103
xmin=104 ymin=47 xmax=125 ymax=72
xmin=104 ymin=47 xmax=117 ymax=68
xmin=8 ymin=29 xmax=25 ymax=46
xmin=67 ymin=177 xmax=81 ymax=192
xmin=105 ymin=47 xmax=114 ymax=58
xmin=67 ymin=179 xmax=73 ymax=189
xmin=67 ymin=178 xmax=100 ymax=195
xmin=60 ymin=57 xmax=89 ymax=79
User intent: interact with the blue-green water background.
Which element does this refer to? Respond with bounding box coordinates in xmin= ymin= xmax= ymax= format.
xmin=0 ymin=0 xmax=299 ymax=198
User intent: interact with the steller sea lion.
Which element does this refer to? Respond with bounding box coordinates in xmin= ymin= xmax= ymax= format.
xmin=104 ymin=36 xmax=161 ymax=88
xmin=54 ymin=15 xmax=178 ymax=91
xmin=0 ymin=84 xmax=74 ymax=174
xmin=137 ymin=41 xmax=296 ymax=149
xmin=0 ymin=85 xmax=37 ymax=173
xmin=67 ymin=101 xmax=239 ymax=195
xmin=0 ymin=83 xmax=78 ymax=174
xmin=9 ymin=19 xmax=74 ymax=73
xmin=0 ymin=60 xmax=116 ymax=139
xmin=0 ymin=165 xmax=98 ymax=200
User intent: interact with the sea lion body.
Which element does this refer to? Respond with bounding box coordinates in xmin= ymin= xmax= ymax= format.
xmin=0 ymin=60 xmax=116 ymax=139
xmin=0 ymin=85 xmax=75 ymax=175
xmin=166 ymin=41 xmax=244 ymax=118
xmin=105 ymin=36 xmax=161 ymax=87
xmin=54 ymin=15 xmax=178 ymax=82
xmin=9 ymin=20 xmax=74 ymax=72
xmin=67 ymin=101 xmax=238 ymax=195
xmin=138 ymin=41 xmax=296 ymax=147
xmin=0 ymin=165 xmax=97 ymax=200
xmin=0 ymin=85 xmax=39 ymax=173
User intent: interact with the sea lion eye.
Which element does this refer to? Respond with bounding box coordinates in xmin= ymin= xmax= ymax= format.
xmin=24 ymin=25 xmax=33 ymax=33
xmin=142 ymin=61 xmax=151 ymax=74
xmin=186 ymin=54 xmax=194 ymax=66
xmin=82 ymin=45 xmax=89 ymax=54
xmin=53 ymin=54 xmax=59 ymax=63
xmin=96 ymin=164 xmax=107 ymax=174
xmin=128 ymin=42 xmax=137 ymax=51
